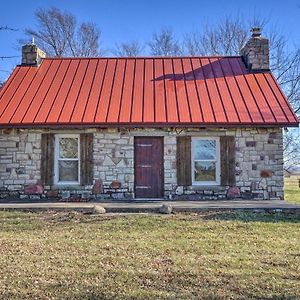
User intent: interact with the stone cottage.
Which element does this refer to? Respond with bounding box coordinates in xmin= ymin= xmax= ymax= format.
xmin=0 ymin=28 xmax=298 ymax=201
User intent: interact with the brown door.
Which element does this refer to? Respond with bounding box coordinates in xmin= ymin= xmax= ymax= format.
xmin=134 ymin=137 xmax=164 ymax=198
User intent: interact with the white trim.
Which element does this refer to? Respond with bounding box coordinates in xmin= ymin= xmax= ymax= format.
xmin=191 ymin=137 xmax=220 ymax=186
xmin=54 ymin=134 xmax=80 ymax=185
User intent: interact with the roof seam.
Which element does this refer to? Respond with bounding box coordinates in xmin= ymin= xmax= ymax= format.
xmin=161 ymin=59 xmax=169 ymax=122
xmin=262 ymin=73 xmax=289 ymax=123
xmin=19 ymin=61 xmax=53 ymax=123
xmin=218 ymin=58 xmax=241 ymax=122
xmin=105 ymin=59 xmax=118 ymax=122
xmin=0 ymin=67 xmax=20 ymax=101
xmin=129 ymin=59 xmax=137 ymax=123
xmin=33 ymin=60 xmax=64 ymax=123
xmin=142 ymin=58 xmax=146 ymax=123
xmin=180 ymin=58 xmax=192 ymax=122
xmin=252 ymin=73 xmax=277 ymax=122
xmin=69 ymin=60 xmax=92 ymax=121
xmin=117 ymin=59 xmax=127 ymax=123
xmin=198 ymin=58 xmax=216 ymax=122
xmin=269 ymin=73 xmax=299 ymax=122
xmin=208 ymin=57 xmax=229 ymax=123
xmin=0 ymin=67 xmax=31 ymax=119
xmin=152 ymin=59 xmax=156 ymax=123
xmin=190 ymin=58 xmax=204 ymax=122
xmin=237 ymin=59 xmax=265 ymax=123
xmin=45 ymin=59 xmax=72 ymax=123
xmin=8 ymin=66 xmax=41 ymax=123
xmin=227 ymin=57 xmax=253 ymax=122
xmin=170 ymin=58 xmax=180 ymax=122
xmin=56 ymin=60 xmax=81 ymax=123
xmin=93 ymin=59 xmax=109 ymax=122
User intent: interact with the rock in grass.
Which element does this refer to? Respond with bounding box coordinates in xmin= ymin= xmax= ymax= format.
xmin=159 ymin=204 xmax=173 ymax=214
xmin=93 ymin=205 xmax=106 ymax=214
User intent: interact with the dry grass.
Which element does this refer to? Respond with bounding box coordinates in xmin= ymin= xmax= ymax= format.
xmin=0 ymin=211 xmax=299 ymax=299
xmin=285 ymin=175 xmax=300 ymax=204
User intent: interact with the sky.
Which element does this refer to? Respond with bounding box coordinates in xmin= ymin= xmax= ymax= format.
xmin=1 ymin=0 xmax=300 ymax=81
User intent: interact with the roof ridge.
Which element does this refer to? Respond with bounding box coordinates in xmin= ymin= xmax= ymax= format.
xmin=41 ymin=55 xmax=243 ymax=60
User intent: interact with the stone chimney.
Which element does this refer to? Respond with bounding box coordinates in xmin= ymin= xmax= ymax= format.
xmin=22 ymin=43 xmax=46 ymax=66
xmin=240 ymin=28 xmax=269 ymax=72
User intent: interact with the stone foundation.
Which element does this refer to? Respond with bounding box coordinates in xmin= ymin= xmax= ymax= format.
xmin=0 ymin=127 xmax=284 ymax=200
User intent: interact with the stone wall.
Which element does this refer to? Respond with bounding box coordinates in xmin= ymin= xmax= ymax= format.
xmin=173 ymin=127 xmax=283 ymax=200
xmin=0 ymin=129 xmax=42 ymax=199
xmin=93 ymin=129 xmax=177 ymax=199
xmin=0 ymin=127 xmax=284 ymax=200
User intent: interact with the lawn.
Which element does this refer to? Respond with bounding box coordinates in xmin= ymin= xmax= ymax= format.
xmin=285 ymin=175 xmax=300 ymax=204
xmin=0 ymin=211 xmax=299 ymax=299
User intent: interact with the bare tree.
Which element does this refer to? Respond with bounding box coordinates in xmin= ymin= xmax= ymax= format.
xmin=113 ymin=41 xmax=144 ymax=57
xmin=148 ymin=28 xmax=182 ymax=56
xmin=184 ymin=16 xmax=300 ymax=167
xmin=23 ymin=7 xmax=101 ymax=57
xmin=184 ymin=15 xmax=265 ymax=56
xmin=283 ymin=128 xmax=300 ymax=169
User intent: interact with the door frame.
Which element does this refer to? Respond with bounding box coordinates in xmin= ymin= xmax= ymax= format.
xmin=134 ymin=136 xmax=164 ymax=199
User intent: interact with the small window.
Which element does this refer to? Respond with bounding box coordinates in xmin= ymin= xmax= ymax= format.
xmin=192 ymin=137 xmax=220 ymax=185
xmin=54 ymin=134 xmax=80 ymax=185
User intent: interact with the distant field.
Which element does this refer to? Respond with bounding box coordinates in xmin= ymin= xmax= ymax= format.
xmin=285 ymin=176 xmax=300 ymax=204
xmin=0 ymin=211 xmax=299 ymax=299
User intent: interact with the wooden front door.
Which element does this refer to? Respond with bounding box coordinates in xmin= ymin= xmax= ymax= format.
xmin=134 ymin=137 xmax=164 ymax=198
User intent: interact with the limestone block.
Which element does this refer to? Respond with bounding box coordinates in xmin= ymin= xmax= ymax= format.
xmin=16 ymin=153 xmax=29 ymax=161
xmin=0 ymin=141 xmax=16 ymax=148
xmin=175 ymin=186 xmax=184 ymax=195
xmin=93 ymin=205 xmax=106 ymax=214
xmin=103 ymin=156 xmax=115 ymax=166
xmin=159 ymin=204 xmax=173 ymax=214
xmin=25 ymin=143 xmax=33 ymax=153
xmin=116 ymin=159 xmax=127 ymax=167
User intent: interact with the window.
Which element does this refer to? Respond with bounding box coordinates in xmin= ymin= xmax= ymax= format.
xmin=192 ymin=137 xmax=220 ymax=185
xmin=54 ymin=134 xmax=80 ymax=185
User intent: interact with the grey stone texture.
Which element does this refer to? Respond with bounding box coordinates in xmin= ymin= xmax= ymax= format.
xmin=92 ymin=205 xmax=106 ymax=214
xmin=22 ymin=44 xmax=46 ymax=66
xmin=159 ymin=204 xmax=173 ymax=214
xmin=0 ymin=127 xmax=284 ymax=200
xmin=240 ymin=29 xmax=269 ymax=71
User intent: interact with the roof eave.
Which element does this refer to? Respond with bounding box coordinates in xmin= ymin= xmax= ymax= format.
xmin=0 ymin=122 xmax=298 ymax=129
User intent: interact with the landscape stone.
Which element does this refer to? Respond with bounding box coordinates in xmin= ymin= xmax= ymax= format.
xmin=93 ymin=205 xmax=106 ymax=214
xmin=159 ymin=204 xmax=173 ymax=214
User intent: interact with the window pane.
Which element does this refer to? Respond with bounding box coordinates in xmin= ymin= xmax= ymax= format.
xmin=59 ymin=138 xmax=78 ymax=158
xmin=194 ymin=161 xmax=216 ymax=181
xmin=194 ymin=140 xmax=216 ymax=160
xmin=59 ymin=161 xmax=78 ymax=182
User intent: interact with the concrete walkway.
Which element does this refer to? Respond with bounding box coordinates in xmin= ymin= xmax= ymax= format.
xmin=0 ymin=200 xmax=299 ymax=213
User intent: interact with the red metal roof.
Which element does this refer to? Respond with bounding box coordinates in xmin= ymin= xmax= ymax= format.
xmin=0 ymin=57 xmax=298 ymax=127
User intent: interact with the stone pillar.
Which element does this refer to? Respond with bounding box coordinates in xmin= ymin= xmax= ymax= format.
xmin=22 ymin=44 xmax=46 ymax=66
xmin=240 ymin=28 xmax=269 ymax=72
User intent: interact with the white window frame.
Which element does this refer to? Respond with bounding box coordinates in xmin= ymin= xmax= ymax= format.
xmin=191 ymin=137 xmax=220 ymax=186
xmin=54 ymin=134 xmax=80 ymax=185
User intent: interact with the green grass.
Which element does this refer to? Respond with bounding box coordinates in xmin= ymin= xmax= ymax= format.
xmin=285 ymin=176 xmax=300 ymax=204
xmin=0 ymin=211 xmax=299 ymax=299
